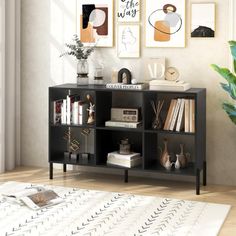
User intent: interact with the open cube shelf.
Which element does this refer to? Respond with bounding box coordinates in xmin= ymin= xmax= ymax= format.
xmin=49 ymin=84 xmax=206 ymax=195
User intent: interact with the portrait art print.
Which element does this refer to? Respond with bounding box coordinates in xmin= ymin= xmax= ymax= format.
xmin=191 ymin=3 xmax=215 ymax=38
xmin=117 ymin=25 xmax=140 ymax=58
xmin=145 ymin=0 xmax=186 ymax=47
xmin=117 ymin=0 xmax=140 ymax=22
xmin=77 ymin=0 xmax=113 ymax=47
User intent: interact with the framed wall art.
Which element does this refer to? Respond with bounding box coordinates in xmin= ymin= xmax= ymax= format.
xmin=145 ymin=58 xmax=166 ymax=81
xmin=77 ymin=0 xmax=113 ymax=47
xmin=117 ymin=24 xmax=140 ymax=58
xmin=191 ymin=3 xmax=215 ymax=38
xmin=145 ymin=0 xmax=186 ymax=48
xmin=117 ymin=0 xmax=140 ymax=23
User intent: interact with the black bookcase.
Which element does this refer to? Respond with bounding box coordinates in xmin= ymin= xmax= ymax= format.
xmin=49 ymin=84 xmax=206 ymax=195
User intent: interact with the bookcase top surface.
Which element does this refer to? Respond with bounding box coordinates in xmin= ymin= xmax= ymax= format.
xmin=50 ymin=83 xmax=206 ymax=94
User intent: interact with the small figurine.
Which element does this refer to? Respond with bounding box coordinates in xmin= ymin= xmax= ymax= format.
xmin=119 ymin=138 xmax=131 ymax=155
xmin=86 ymin=94 xmax=95 ymax=124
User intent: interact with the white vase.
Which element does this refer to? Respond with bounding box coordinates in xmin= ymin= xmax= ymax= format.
xmin=175 ymin=155 xmax=181 ymax=169
xmin=164 ymin=155 xmax=172 ymax=170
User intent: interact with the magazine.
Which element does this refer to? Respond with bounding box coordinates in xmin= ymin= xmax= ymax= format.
xmin=0 ymin=182 xmax=63 ymax=210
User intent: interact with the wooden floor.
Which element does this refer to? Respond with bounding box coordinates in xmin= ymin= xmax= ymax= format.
xmin=0 ymin=167 xmax=235 ymax=235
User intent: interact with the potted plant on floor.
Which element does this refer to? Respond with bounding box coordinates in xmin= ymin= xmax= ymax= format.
xmin=60 ymin=34 xmax=95 ymax=85
xmin=211 ymin=41 xmax=236 ymax=125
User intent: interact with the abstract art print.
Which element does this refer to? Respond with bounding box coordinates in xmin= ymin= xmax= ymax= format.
xmin=191 ymin=3 xmax=215 ymax=38
xmin=117 ymin=0 xmax=140 ymax=22
xmin=145 ymin=0 xmax=185 ymax=47
xmin=117 ymin=25 xmax=140 ymax=58
xmin=77 ymin=0 xmax=113 ymax=47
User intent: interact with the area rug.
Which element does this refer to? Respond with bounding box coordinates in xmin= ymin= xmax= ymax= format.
xmin=0 ymin=182 xmax=230 ymax=236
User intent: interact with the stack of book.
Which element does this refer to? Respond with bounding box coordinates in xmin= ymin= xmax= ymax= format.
xmin=107 ymin=151 xmax=142 ymax=168
xmin=52 ymin=95 xmax=88 ymax=125
xmin=163 ymin=98 xmax=195 ymax=133
xmin=149 ymin=80 xmax=191 ymax=91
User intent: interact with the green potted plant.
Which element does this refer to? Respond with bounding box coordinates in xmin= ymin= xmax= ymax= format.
xmin=60 ymin=34 xmax=95 ymax=85
xmin=211 ymin=41 xmax=236 ymax=125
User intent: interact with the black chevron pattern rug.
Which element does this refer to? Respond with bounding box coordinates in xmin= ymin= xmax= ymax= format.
xmin=0 ymin=182 xmax=230 ymax=236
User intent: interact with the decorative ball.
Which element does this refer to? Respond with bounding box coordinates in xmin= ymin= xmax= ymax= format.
xmin=131 ymin=79 xmax=138 ymax=84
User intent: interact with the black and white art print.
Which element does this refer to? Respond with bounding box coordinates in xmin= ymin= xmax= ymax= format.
xmin=117 ymin=24 xmax=140 ymax=58
xmin=117 ymin=0 xmax=140 ymax=22
xmin=191 ymin=3 xmax=215 ymax=38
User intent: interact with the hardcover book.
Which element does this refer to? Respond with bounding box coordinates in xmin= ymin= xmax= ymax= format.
xmin=105 ymin=120 xmax=141 ymax=128
xmin=106 ymin=83 xmax=148 ymax=90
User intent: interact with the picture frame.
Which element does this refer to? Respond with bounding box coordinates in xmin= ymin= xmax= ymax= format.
xmin=145 ymin=0 xmax=186 ymax=48
xmin=77 ymin=0 xmax=114 ymax=47
xmin=145 ymin=58 xmax=166 ymax=81
xmin=191 ymin=3 xmax=216 ymax=38
xmin=117 ymin=0 xmax=140 ymax=23
xmin=117 ymin=24 xmax=140 ymax=58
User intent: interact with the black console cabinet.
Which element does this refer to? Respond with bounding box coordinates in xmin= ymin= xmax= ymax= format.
xmin=49 ymin=84 xmax=206 ymax=195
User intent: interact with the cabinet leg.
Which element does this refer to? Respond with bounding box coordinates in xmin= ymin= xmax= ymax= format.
xmin=124 ymin=170 xmax=128 ymax=183
xmin=63 ymin=164 xmax=67 ymax=173
xmin=203 ymin=161 xmax=207 ymax=186
xmin=196 ymin=168 xmax=200 ymax=195
xmin=49 ymin=163 xmax=53 ymax=179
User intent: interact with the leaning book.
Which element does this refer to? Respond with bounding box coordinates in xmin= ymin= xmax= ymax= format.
xmin=0 ymin=182 xmax=63 ymax=210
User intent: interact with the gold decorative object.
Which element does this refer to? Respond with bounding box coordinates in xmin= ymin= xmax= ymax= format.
xmin=63 ymin=129 xmax=80 ymax=154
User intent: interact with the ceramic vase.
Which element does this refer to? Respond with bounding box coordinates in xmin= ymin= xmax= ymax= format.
xmin=164 ymin=155 xmax=172 ymax=170
xmin=175 ymin=155 xmax=181 ymax=169
xmin=160 ymin=139 xmax=169 ymax=168
xmin=178 ymin=144 xmax=188 ymax=168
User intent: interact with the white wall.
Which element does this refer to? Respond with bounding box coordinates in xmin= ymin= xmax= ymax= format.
xmin=21 ymin=0 xmax=236 ymax=185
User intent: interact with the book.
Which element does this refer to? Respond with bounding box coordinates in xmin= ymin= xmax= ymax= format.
xmin=149 ymin=80 xmax=191 ymax=91
xmin=72 ymin=101 xmax=79 ymax=125
xmin=66 ymin=95 xmax=71 ymax=125
xmin=105 ymin=120 xmax=141 ymax=128
xmin=169 ymin=98 xmax=182 ymax=131
xmin=106 ymin=83 xmax=148 ymax=90
xmin=107 ymin=156 xmax=142 ymax=168
xmin=189 ymin=99 xmax=195 ymax=133
xmin=184 ymin=99 xmax=190 ymax=132
xmin=78 ymin=102 xmax=89 ymax=125
xmin=176 ymin=99 xmax=185 ymax=132
xmin=163 ymin=99 xmax=176 ymax=130
xmin=107 ymin=151 xmax=141 ymax=161
xmin=52 ymin=99 xmax=63 ymax=124
xmin=0 ymin=182 xmax=63 ymax=210
xmin=61 ymin=99 xmax=67 ymax=124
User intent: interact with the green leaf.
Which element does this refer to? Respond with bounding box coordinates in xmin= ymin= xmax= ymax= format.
xmin=234 ymin=60 xmax=236 ymax=74
xmin=222 ymin=102 xmax=236 ymax=125
xmin=229 ymin=41 xmax=236 ymax=59
xmin=220 ymin=83 xmax=236 ymax=100
xmin=220 ymin=83 xmax=230 ymax=93
xmin=211 ymin=64 xmax=236 ymax=84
